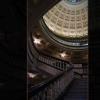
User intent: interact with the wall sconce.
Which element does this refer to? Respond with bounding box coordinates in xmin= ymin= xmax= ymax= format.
xmin=27 ymin=72 xmax=37 ymax=78
xmin=33 ymin=37 xmax=41 ymax=44
xmin=60 ymin=52 xmax=66 ymax=58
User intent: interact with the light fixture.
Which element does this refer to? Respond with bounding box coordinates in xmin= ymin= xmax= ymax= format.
xmin=33 ymin=37 xmax=41 ymax=44
xmin=60 ymin=52 xmax=66 ymax=58
xmin=27 ymin=72 xmax=37 ymax=78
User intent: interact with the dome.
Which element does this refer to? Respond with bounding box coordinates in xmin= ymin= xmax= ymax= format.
xmin=43 ymin=0 xmax=88 ymax=39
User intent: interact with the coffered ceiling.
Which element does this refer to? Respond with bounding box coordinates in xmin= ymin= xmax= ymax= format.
xmin=43 ymin=0 xmax=88 ymax=38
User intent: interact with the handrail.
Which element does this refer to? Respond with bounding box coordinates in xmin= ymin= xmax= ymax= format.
xmin=28 ymin=42 xmax=73 ymax=71
xmin=28 ymin=34 xmax=73 ymax=71
xmin=28 ymin=69 xmax=73 ymax=100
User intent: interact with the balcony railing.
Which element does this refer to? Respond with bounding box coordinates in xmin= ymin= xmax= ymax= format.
xmin=28 ymin=70 xmax=73 ymax=100
xmin=28 ymin=35 xmax=73 ymax=71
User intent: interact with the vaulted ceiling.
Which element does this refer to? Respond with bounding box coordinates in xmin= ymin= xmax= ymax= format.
xmin=43 ymin=0 xmax=88 ymax=38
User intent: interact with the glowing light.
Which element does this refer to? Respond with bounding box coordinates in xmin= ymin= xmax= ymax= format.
xmin=60 ymin=52 xmax=66 ymax=58
xmin=28 ymin=72 xmax=37 ymax=78
xmin=33 ymin=38 xmax=41 ymax=44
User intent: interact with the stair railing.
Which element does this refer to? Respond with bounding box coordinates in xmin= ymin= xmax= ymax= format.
xmin=28 ymin=36 xmax=73 ymax=71
xmin=28 ymin=69 xmax=73 ymax=100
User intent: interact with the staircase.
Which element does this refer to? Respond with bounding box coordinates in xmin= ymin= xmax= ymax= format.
xmin=28 ymin=34 xmax=75 ymax=100
xmin=28 ymin=29 xmax=89 ymax=100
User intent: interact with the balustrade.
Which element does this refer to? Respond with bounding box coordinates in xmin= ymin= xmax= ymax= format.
xmin=29 ymin=70 xmax=73 ymax=100
xmin=28 ymin=39 xmax=73 ymax=71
